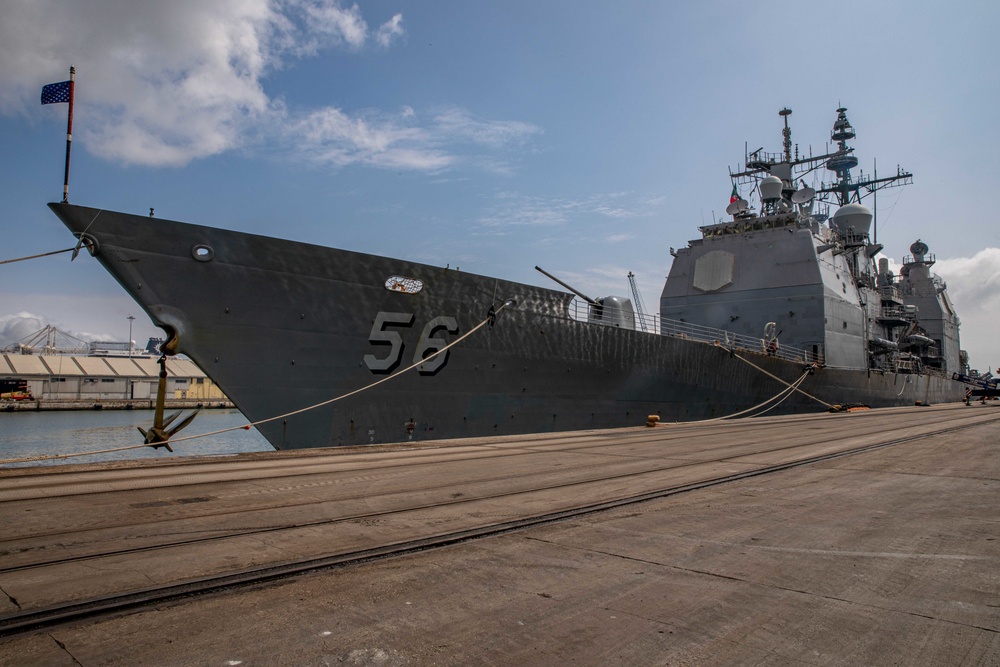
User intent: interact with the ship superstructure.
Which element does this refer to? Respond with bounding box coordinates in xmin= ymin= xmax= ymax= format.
xmin=661 ymin=108 xmax=964 ymax=376
xmin=894 ymin=242 xmax=962 ymax=372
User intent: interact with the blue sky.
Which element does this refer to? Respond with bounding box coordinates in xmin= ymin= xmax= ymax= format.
xmin=1 ymin=0 xmax=998 ymax=371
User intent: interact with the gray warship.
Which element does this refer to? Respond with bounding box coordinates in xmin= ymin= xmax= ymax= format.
xmin=50 ymin=107 xmax=968 ymax=449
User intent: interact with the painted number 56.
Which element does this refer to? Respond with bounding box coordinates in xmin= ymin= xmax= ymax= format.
xmin=363 ymin=312 xmax=459 ymax=375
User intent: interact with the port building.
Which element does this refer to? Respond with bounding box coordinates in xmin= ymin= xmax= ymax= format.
xmin=0 ymin=353 xmax=227 ymax=403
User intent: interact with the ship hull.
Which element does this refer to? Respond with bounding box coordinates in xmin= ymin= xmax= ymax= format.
xmin=50 ymin=203 xmax=965 ymax=449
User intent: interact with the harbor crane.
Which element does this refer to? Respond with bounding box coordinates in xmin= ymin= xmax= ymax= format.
xmin=627 ymin=272 xmax=649 ymax=332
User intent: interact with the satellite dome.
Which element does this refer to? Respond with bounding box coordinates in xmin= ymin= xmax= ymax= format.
xmin=831 ymin=202 xmax=872 ymax=234
xmin=759 ymin=175 xmax=783 ymax=202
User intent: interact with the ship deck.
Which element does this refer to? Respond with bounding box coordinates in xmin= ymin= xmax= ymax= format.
xmin=1 ymin=402 xmax=998 ymax=665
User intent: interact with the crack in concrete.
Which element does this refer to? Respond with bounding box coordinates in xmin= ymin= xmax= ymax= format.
xmin=525 ymin=536 xmax=1000 ymax=635
xmin=565 ymin=527 xmax=993 ymax=562
xmin=50 ymin=635 xmax=84 ymax=666
xmin=825 ymin=465 xmax=1000 ymax=483
xmin=0 ymin=585 xmax=20 ymax=610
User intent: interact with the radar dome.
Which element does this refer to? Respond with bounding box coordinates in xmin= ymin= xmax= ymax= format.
xmin=759 ymin=175 xmax=783 ymax=202
xmin=830 ymin=202 xmax=872 ymax=234
xmin=910 ymin=240 xmax=929 ymax=257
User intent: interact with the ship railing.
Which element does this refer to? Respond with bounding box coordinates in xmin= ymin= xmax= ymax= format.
xmin=659 ymin=318 xmax=819 ymax=364
xmin=567 ymin=299 xmax=659 ymax=332
xmin=888 ymin=359 xmax=951 ymax=379
xmin=743 ymin=149 xmax=784 ymax=167
xmin=902 ymin=253 xmax=936 ymax=266
xmin=878 ymin=306 xmax=913 ymax=321
xmin=878 ymin=285 xmax=903 ymax=304
xmin=840 ymin=231 xmax=869 ymax=248
xmin=632 ymin=310 xmax=661 ymax=334
xmin=566 ymin=299 xmax=820 ymax=364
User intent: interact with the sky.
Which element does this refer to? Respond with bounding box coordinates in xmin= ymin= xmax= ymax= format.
xmin=0 ymin=0 xmax=998 ymax=372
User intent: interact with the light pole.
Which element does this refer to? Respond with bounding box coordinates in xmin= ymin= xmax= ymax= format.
xmin=127 ymin=315 xmax=136 ymax=358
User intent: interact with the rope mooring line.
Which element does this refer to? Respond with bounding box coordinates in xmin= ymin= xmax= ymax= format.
xmin=737 ymin=371 xmax=810 ymax=418
xmin=0 ymin=247 xmax=77 ymax=266
xmin=0 ymin=440 xmax=161 ymax=465
xmin=0 ymin=301 xmax=515 ymax=465
xmin=170 ymin=300 xmax=515 ymax=443
xmin=1 ymin=211 xmax=104 ymax=267
xmin=720 ymin=343 xmax=833 ymax=409
xmin=673 ymin=367 xmax=812 ymax=426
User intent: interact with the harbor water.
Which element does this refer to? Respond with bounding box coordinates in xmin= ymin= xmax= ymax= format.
xmin=0 ymin=409 xmax=272 ymax=468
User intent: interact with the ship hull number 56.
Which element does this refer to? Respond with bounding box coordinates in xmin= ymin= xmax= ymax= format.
xmin=363 ymin=312 xmax=459 ymax=375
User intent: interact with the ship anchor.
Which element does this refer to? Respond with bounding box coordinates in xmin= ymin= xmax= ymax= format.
xmin=137 ymin=354 xmax=200 ymax=451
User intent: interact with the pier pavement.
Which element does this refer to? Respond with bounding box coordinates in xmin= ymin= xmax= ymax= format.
xmin=0 ymin=403 xmax=998 ymax=665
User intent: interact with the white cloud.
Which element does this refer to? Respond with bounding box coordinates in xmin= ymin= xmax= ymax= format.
xmin=933 ymin=248 xmax=1000 ymax=371
xmin=375 ymin=13 xmax=405 ymax=49
xmin=1 ymin=0 xmax=279 ymax=166
xmin=933 ymin=248 xmax=1000 ymax=309
xmin=289 ymin=107 xmax=452 ymax=170
xmin=285 ymin=0 xmax=368 ymax=52
xmin=287 ymin=106 xmax=540 ymax=172
xmin=432 ymin=108 xmax=540 ymax=148
xmin=0 ymin=313 xmax=46 ymax=349
xmin=476 ymin=191 xmax=654 ymax=229
xmin=0 ymin=1 xmax=534 ymax=172
xmin=0 ymin=0 xmax=453 ymax=169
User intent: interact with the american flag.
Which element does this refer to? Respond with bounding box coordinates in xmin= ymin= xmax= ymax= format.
xmin=41 ymin=80 xmax=71 ymax=105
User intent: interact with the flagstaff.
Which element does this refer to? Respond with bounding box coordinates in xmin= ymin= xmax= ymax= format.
xmin=40 ymin=66 xmax=75 ymax=203
xmin=63 ymin=66 xmax=75 ymax=203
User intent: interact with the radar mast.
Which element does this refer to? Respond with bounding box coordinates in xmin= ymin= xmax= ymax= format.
xmin=729 ymin=107 xmax=914 ymax=211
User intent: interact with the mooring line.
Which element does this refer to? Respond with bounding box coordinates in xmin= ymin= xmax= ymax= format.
xmin=720 ymin=343 xmax=833 ymax=409
xmin=673 ymin=367 xmax=811 ymax=426
xmin=0 ymin=247 xmax=76 ymax=266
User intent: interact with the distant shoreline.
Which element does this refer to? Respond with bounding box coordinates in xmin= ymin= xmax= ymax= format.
xmin=1 ymin=399 xmax=234 ymax=412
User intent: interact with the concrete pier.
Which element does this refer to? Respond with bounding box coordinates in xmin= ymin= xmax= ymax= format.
xmin=0 ymin=403 xmax=997 ymax=665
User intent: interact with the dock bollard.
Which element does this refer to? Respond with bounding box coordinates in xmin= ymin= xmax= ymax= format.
xmin=646 ymin=415 xmax=660 ymax=428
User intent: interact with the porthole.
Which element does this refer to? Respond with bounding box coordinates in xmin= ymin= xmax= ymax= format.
xmin=192 ymin=245 xmax=214 ymax=262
